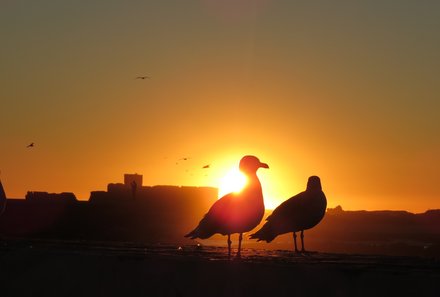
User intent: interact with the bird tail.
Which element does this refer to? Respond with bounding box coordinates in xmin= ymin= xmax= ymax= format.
xmin=184 ymin=228 xmax=197 ymax=239
xmin=249 ymin=223 xmax=277 ymax=243
xmin=184 ymin=218 xmax=215 ymax=240
xmin=184 ymin=228 xmax=214 ymax=240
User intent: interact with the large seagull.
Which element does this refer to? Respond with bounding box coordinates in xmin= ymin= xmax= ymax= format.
xmin=185 ymin=155 xmax=269 ymax=259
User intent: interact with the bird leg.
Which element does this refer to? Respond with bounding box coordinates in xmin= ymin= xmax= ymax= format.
xmin=236 ymin=233 xmax=243 ymax=259
xmin=293 ymin=232 xmax=299 ymax=253
xmin=227 ymin=234 xmax=232 ymax=259
xmin=300 ymin=230 xmax=305 ymax=252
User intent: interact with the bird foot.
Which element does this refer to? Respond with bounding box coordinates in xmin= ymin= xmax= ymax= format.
xmin=233 ymin=254 xmax=242 ymax=261
xmin=294 ymin=249 xmax=311 ymax=255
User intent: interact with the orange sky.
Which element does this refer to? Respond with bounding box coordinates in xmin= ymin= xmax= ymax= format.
xmin=1 ymin=1 xmax=439 ymax=212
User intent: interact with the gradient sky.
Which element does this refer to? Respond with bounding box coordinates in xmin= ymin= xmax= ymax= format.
xmin=1 ymin=0 xmax=439 ymax=212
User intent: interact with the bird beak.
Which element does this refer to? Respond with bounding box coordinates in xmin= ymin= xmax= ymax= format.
xmin=260 ymin=162 xmax=269 ymax=169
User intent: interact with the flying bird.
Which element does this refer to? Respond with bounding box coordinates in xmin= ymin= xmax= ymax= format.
xmin=185 ymin=155 xmax=269 ymax=259
xmin=202 ymin=164 xmax=210 ymax=169
xmin=136 ymin=76 xmax=150 ymax=80
xmin=250 ymin=176 xmax=327 ymax=253
xmin=26 ymin=142 xmax=34 ymax=148
xmin=176 ymin=157 xmax=191 ymax=165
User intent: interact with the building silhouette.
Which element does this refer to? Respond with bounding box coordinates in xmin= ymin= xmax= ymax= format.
xmin=0 ymin=173 xmax=218 ymax=243
xmin=25 ymin=191 xmax=77 ymax=203
xmin=124 ymin=173 xmax=142 ymax=188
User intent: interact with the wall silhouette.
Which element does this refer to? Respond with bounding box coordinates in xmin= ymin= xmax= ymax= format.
xmin=0 ymin=184 xmax=218 ymax=244
xmin=1 ymin=181 xmax=439 ymax=257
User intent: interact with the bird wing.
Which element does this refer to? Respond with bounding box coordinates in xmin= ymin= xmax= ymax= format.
xmin=268 ymin=190 xmax=326 ymax=231
xmin=185 ymin=192 xmax=235 ymax=239
xmin=266 ymin=191 xmax=305 ymax=220
xmin=265 ymin=191 xmax=312 ymax=231
xmin=201 ymin=192 xmax=235 ymax=226
xmin=251 ymin=190 xmax=326 ymax=242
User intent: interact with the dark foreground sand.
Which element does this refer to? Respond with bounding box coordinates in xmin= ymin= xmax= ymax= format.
xmin=1 ymin=239 xmax=439 ymax=297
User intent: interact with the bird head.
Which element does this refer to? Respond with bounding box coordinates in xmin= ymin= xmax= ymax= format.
xmin=306 ymin=176 xmax=322 ymax=191
xmin=239 ymin=155 xmax=269 ymax=174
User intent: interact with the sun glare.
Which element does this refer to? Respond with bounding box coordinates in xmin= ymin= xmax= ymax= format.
xmin=218 ymin=168 xmax=248 ymax=198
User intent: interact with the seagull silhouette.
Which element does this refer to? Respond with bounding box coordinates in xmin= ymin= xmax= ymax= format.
xmin=136 ymin=76 xmax=150 ymax=80
xmin=185 ymin=155 xmax=269 ymax=259
xmin=202 ymin=164 xmax=210 ymax=169
xmin=250 ymin=176 xmax=327 ymax=253
xmin=26 ymin=142 xmax=34 ymax=148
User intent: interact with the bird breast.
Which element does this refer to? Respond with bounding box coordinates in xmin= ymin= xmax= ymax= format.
xmin=227 ymin=180 xmax=265 ymax=232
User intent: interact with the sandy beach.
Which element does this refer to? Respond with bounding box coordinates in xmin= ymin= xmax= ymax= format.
xmin=1 ymin=239 xmax=439 ymax=297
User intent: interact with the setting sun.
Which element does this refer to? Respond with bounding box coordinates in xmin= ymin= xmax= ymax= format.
xmin=218 ymin=168 xmax=248 ymax=198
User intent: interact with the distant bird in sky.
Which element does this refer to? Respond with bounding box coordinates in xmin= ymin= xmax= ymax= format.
xmin=250 ymin=176 xmax=327 ymax=253
xmin=185 ymin=155 xmax=269 ymax=259
xmin=135 ymin=76 xmax=150 ymax=80
xmin=202 ymin=164 xmax=210 ymax=169
xmin=26 ymin=142 xmax=34 ymax=148
xmin=176 ymin=157 xmax=190 ymax=165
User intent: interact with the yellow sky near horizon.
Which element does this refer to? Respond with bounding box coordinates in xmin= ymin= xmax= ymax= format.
xmin=1 ymin=1 xmax=439 ymax=213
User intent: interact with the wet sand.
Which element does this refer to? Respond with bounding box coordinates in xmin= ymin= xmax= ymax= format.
xmin=1 ymin=239 xmax=439 ymax=297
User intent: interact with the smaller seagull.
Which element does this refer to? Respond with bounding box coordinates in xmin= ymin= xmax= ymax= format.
xmin=27 ymin=142 xmax=35 ymax=148
xmin=136 ymin=76 xmax=150 ymax=80
xmin=250 ymin=176 xmax=327 ymax=253
xmin=202 ymin=164 xmax=210 ymax=169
